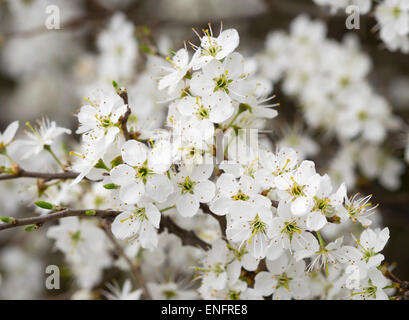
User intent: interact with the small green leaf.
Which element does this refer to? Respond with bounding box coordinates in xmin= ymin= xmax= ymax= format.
xmin=94 ymin=158 xmax=110 ymax=171
xmin=140 ymin=44 xmax=152 ymax=54
xmin=110 ymin=156 xmax=123 ymax=168
xmin=24 ymin=225 xmax=37 ymax=232
xmin=142 ymin=25 xmax=150 ymax=35
xmin=103 ymin=183 xmax=119 ymax=190
xmin=238 ymin=103 xmax=252 ymax=114
xmin=0 ymin=217 xmax=15 ymax=224
xmin=85 ymin=210 xmax=96 ymax=216
xmin=34 ymin=201 xmax=54 ymax=210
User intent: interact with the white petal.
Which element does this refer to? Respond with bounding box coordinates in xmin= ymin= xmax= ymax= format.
xmin=223 ymin=52 xmax=244 ymax=79
xmin=119 ymin=182 xmax=145 ymax=204
xmin=194 ymin=180 xmax=215 ymax=203
xmin=146 ymin=174 xmax=174 ymax=203
xmin=2 ymin=121 xmax=19 ymax=144
xmin=110 ymin=164 xmax=136 ymax=186
xmin=291 ymin=196 xmax=310 ymax=216
xmin=121 ymin=140 xmax=148 ymax=167
xmin=216 ymin=29 xmax=239 ymax=59
xmin=112 ymin=211 xmax=141 ymax=240
xmin=254 ymin=272 xmax=276 ymax=297
xmin=145 ymin=203 xmax=161 ymax=229
xmin=176 ymin=193 xmax=199 ymax=217
xmin=306 ymin=211 xmax=327 ymax=231
xmin=191 ymin=164 xmax=214 ymax=181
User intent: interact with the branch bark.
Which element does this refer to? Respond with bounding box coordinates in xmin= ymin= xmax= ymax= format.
xmin=200 ymin=203 xmax=227 ymax=238
xmin=160 ymin=215 xmax=211 ymax=250
xmin=0 ymin=207 xmax=211 ymax=251
xmin=118 ymin=89 xmax=132 ymax=141
xmin=0 ymin=209 xmax=119 ymax=231
xmin=0 ymin=168 xmax=80 ymax=182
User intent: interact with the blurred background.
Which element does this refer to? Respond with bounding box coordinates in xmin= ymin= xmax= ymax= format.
xmin=0 ymin=0 xmax=408 ymax=299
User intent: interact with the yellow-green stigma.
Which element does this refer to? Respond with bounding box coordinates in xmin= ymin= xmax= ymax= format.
xmin=179 ymin=176 xmax=195 ymax=194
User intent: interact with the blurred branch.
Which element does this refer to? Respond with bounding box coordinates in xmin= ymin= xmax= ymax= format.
xmin=117 ymin=88 xmax=132 ymax=141
xmin=200 ymin=203 xmax=227 ymax=238
xmin=159 ymin=215 xmax=211 ymax=250
xmin=0 ymin=208 xmax=120 ymax=231
xmin=382 ymin=265 xmax=409 ymax=300
xmin=0 ymin=168 xmax=81 ymax=182
xmin=102 ymin=219 xmax=152 ymax=300
xmin=0 ymin=206 xmax=211 ymax=252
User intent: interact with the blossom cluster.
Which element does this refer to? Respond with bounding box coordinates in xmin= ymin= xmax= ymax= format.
xmin=258 ymin=15 xmax=404 ymax=190
xmin=0 ymin=10 xmax=404 ymax=300
xmin=313 ymin=0 xmax=409 ymax=53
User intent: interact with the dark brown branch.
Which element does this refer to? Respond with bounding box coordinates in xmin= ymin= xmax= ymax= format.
xmin=200 ymin=203 xmax=227 ymax=238
xmin=102 ymin=220 xmax=152 ymax=300
xmin=0 ymin=208 xmax=120 ymax=231
xmin=0 ymin=168 xmax=80 ymax=182
xmin=159 ymin=215 xmax=211 ymax=250
xmin=118 ymin=89 xmax=132 ymax=141
xmin=385 ymin=269 xmax=409 ymax=290
xmin=0 ymin=207 xmax=211 ymax=251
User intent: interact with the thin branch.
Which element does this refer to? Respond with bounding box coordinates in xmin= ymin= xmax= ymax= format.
xmin=384 ymin=269 xmax=409 ymax=290
xmin=102 ymin=220 xmax=152 ymax=300
xmin=0 ymin=207 xmax=211 ymax=251
xmin=200 ymin=203 xmax=227 ymax=238
xmin=0 ymin=168 xmax=80 ymax=182
xmin=159 ymin=215 xmax=211 ymax=250
xmin=118 ymin=89 xmax=132 ymax=141
xmin=0 ymin=208 xmax=120 ymax=231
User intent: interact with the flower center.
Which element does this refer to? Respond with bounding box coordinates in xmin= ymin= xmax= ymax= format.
xmin=392 ymin=6 xmax=402 ymax=18
xmin=290 ymin=180 xmax=305 ymax=198
xmin=358 ymin=111 xmax=368 ymax=121
xmin=276 ymin=273 xmax=292 ymax=290
xmin=232 ymin=190 xmax=249 ymax=201
xmin=313 ymin=197 xmax=334 ymax=215
xmin=69 ymin=230 xmax=83 ymax=246
xmin=214 ymin=72 xmax=232 ymax=93
xmin=202 ymin=30 xmax=222 ymax=57
xmin=179 ymin=176 xmax=195 ymax=194
xmin=137 ymin=166 xmax=149 ymax=178
xmin=228 ymin=290 xmax=241 ymax=300
xmin=282 ymin=221 xmax=302 ymax=241
xmin=163 ymin=290 xmax=177 ymax=299
xmin=248 ymin=214 xmax=266 ymax=244
xmin=120 ymin=207 xmax=147 ymax=224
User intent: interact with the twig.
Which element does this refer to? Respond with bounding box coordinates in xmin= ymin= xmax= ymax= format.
xmin=384 ymin=269 xmax=409 ymax=290
xmin=102 ymin=220 xmax=152 ymax=300
xmin=0 ymin=207 xmax=211 ymax=251
xmin=160 ymin=215 xmax=211 ymax=250
xmin=118 ymin=89 xmax=132 ymax=141
xmin=0 ymin=168 xmax=80 ymax=182
xmin=0 ymin=208 xmax=120 ymax=231
xmin=200 ymin=203 xmax=227 ymax=238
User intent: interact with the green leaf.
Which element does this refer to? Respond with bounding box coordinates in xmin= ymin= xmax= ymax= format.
xmin=238 ymin=103 xmax=252 ymax=114
xmin=103 ymin=183 xmax=119 ymax=190
xmin=110 ymin=156 xmax=123 ymax=168
xmin=140 ymin=44 xmax=152 ymax=54
xmin=85 ymin=210 xmax=96 ymax=216
xmin=0 ymin=217 xmax=15 ymax=224
xmin=34 ymin=201 xmax=54 ymax=210
xmin=142 ymin=25 xmax=150 ymax=35
xmin=24 ymin=225 xmax=37 ymax=232
xmin=94 ymin=158 xmax=110 ymax=171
